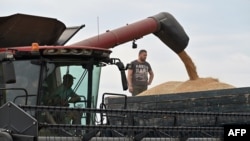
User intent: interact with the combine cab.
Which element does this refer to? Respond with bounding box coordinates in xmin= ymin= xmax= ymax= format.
xmin=0 ymin=13 xmax=128 ymax=141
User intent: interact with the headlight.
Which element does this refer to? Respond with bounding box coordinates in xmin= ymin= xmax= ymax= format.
xmin=43 ymin=48 xmax=93 ymax=56
xmin=0 ymin=52 xmax=14 ymax=61
xmin=43 ymin=49 xmax=58 ymax=55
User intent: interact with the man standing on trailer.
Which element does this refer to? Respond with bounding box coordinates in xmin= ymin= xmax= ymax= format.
xmin=127 ymin=49 xmax=154 ymax=96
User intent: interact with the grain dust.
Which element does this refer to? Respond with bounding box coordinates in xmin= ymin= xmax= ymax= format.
xmin=178 ymin=51 xmax=199 ymax=80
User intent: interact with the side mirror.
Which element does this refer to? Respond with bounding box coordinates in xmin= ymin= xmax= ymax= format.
xmin=109 ymin=58 xmax=128 ymax=91
xmin=115 ymin=61 xmax=128 ymax=91
xmin=1 ymin=61 xmax=16 ymax=84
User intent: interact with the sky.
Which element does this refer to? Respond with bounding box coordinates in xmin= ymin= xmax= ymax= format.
xmin=1 ymin=0 xmax=250 ymax=98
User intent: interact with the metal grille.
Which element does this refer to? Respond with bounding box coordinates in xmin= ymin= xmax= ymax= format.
xmin=16 ymin=105 xmax=250 ymax=140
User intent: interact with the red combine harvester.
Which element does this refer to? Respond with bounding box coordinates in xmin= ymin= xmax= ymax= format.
xmin=0 ymin=12 xmax=250 ymax=141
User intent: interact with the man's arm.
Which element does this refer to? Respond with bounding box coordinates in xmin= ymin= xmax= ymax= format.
xmin=68 ymin=93 xmax=81 ymax=103
xmin=148 ymin=70 xmax=154 ymax=85
xmin=127 ymin=69 xmax=133 ymax=93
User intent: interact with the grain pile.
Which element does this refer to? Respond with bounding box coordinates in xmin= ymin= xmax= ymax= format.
xmin=138 ymin=77 xmax=235 ymax=96
xmin=138 ymin=50 xmax=235 ymax=96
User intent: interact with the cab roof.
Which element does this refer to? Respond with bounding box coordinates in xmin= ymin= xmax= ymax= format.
xmin=0 ymin=13 xmax=84 ymax=48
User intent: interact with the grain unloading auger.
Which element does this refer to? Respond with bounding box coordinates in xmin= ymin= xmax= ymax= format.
xmin=72 ymin=12 xmax=188 ymax=54
xmin=72 ymin=12 xmax=198 ymax=80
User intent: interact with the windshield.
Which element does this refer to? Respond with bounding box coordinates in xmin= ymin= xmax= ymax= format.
xmin=40 ymin=61 xmax=101 ymax=125
xmin=1 ymin=59 xmax=102 ymax=125
xmin=4 ymin=60 xmax=40 ymax=105
xmin=41 ymin=64 xmax=101 ymax=107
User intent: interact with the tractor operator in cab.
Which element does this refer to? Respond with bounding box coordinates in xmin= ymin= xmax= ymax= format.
xmin=52 ymin=74 xmax=81 ymax=124
xmin=127 ymin=49 xmax=154 ymax=96
xmin=53 ymin=74 xmax=80 ymax=106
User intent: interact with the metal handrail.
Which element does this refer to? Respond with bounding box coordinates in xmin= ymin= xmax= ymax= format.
xmin=0 ymin=88 xmax=28 ymax=105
